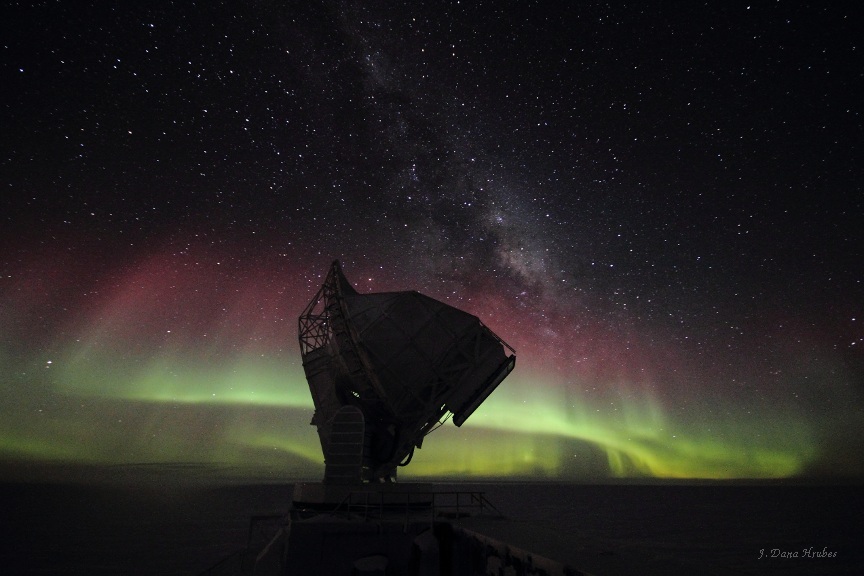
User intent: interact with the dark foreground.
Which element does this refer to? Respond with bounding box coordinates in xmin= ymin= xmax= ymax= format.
xmin=1 ymin=480 xmax=861 ymax=575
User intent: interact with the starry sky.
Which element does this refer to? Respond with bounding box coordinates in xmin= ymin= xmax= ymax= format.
xmin=1 ymin=1 xmax=862 ymax=483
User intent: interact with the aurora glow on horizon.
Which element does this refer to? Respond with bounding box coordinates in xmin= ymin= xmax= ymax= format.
xmin=0 ymin=246 xmax=857 ymax=481
xmin=2 ymin=1 xmax=862 ymax=483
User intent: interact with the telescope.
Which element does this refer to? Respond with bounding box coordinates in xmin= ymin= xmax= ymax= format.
xmin=298 ymin=261 xmax=515 ymax=483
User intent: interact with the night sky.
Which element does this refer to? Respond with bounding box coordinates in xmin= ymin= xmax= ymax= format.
xmin=2 ymin=1 xmax=862 ymax=482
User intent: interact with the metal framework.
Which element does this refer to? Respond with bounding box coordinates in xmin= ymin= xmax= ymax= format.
xmin=297 ymin=261 xmax=515 ymax=483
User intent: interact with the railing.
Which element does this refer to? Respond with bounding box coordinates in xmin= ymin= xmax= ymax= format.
xmin=198 ymin=489 xmax=500 ymax=575
xmin=325 ymin=489 xmax=501 ymax=527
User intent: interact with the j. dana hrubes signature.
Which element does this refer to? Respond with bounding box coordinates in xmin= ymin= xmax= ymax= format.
xmin=759 ymin=547 xmax=837 ymax=559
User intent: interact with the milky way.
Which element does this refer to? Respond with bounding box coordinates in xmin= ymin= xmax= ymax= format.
xmin=1 ymin=1 xmax=862 ymax=481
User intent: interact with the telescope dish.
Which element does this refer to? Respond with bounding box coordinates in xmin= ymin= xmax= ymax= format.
xmin=298 ymin=261 xmax=515 ymax=483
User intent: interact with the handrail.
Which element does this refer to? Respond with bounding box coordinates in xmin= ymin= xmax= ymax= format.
xmin=199 ymin=490 xmax=501 ymax=575
xmin=326 ymin=488 xmax=501 ymax=526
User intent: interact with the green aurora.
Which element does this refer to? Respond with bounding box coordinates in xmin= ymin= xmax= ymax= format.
xmin=1 ymin=347 xmax=820 ymax=481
